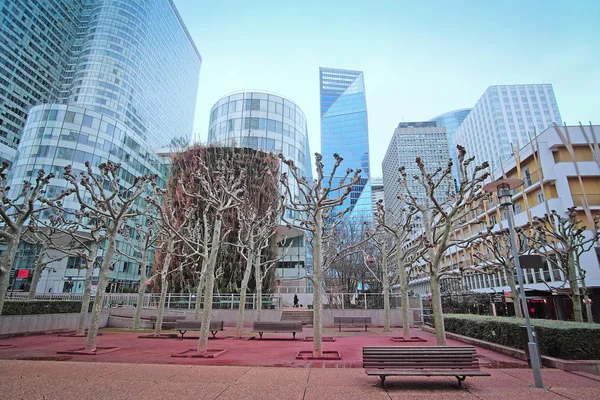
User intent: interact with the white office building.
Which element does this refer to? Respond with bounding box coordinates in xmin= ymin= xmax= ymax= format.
xmin=382 ymin=122 xmax=451 ymax=228
xmin=454 ymin=84 xmax=562 ymax=171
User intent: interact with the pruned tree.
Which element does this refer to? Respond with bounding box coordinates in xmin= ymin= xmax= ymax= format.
xmin=64 ymin=161 xmax=157 ymax=351
xmin=117 ymin=215 xmax=159 ymax=330
xmin=400 ymin=146 xmax=489 ymax=345
xmin=362 ymin=228 xmax=393 ymax=331
xmin=0 ymin=162 xmax=73 ymax=314
xmin=528 ymin=208 xmax=599 ymax=323
xmin=280 ymin=152 xmax=369 ymax=357
xmin=472 ymin=226 xmax=530 ymax=318
xmin=374 ymin=200 xmax=423 ymax=338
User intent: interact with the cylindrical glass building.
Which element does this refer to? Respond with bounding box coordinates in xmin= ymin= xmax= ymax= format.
xmin=207 ymin=91 xmax=311 ymax=301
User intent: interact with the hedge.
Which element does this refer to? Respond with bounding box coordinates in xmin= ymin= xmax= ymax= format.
xmin=1 ymin=300 xmax=92 ymax=316
xmin=444 ymin=314 xmax=600 ymax=360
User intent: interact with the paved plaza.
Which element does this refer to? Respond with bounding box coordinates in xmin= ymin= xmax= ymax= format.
xmin=1 ymin=328 xmax=599 ymax=399
xmin=2 ymin=359 xmax=600 ymax=400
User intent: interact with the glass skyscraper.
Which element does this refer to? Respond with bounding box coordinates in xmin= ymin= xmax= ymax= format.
xmin=4 ymin=0 xmax=201 ymax=294
xmin=319 ymin=67 xmax=372 ymax=221
xmin=429 ymin=108 xmax=471 ymax=183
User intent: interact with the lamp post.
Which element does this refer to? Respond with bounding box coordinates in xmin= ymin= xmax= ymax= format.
xmin=483 ymin=178 xmax=544 ymax=388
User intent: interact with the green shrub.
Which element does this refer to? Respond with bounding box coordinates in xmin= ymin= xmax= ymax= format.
xmin=1 ymin=300 xmax=92 ymax=316
xmin=444 ymin=314 xmax=600 ymax=360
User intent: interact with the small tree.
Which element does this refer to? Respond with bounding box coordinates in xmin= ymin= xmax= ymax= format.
xmin=528 ymin=208 xmax=599 ymax=323
xmin=0 ymin=162 xmax=73 ymax=314
xmin=280 ymin=152 xmax=369 ymax=357
xmin=400 ymin=146 xmax=489 ymax=345
xmin=374 ymin=200 xmax=422 ymax=338
xmin=64 ymin=162 xmax=157 ymax=351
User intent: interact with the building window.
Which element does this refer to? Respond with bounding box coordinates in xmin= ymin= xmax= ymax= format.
xmin=514 ymin=203 xmax=522 ymax=214
xmin=522 ymin=167 xmax=532 ymax=186
xmin=536 ymin=191 xmax=545 ymax=204
xmin=82 ymin=115 xmax=93 ymax=127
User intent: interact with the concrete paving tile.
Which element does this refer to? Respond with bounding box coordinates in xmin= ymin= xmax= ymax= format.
xmin=0 ymin=376 xmax=70 ymax=400
xmin=304 ymin=385 xmax=390 ymax=400
xmin=466 ymin=386 xmax=566 ymax=399
xmin=549 ymin=386 xmax=600 ymax=400
xmin=460 ymin=369 xmax=531 ymax=387
xmin=308 ymin=367 xmax=379 ymax=386
xmin=136 ymin=381 xmax=229 ymax=400
xmin=42 ymin=378 xmax=152 ymax=400
xmin=168 ymin=365 xmax=250 ymax=383
xmin=9 ymin=360 xmax=130 ymax=378
xmin=236 ymin=366 xmax=310 ymax=385
xmin=102 ymin=363 xmax=193 ymax=381
xmin=387 ymin=388 xmax=478 ymax=399
xmin=217 ymin=383 xmax=305 ymax=400
xmin=501 ymin=368 xmax=600 ymax=387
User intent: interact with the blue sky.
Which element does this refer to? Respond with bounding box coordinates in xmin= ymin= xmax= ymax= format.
xmin=173 ymin=0 xmax=600 ymax=176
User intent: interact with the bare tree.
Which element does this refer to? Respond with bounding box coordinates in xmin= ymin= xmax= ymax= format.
xmin=374 ymin=200 xmax=422 ymax=338
xmin=280 ymin=152 xmax=369 ymax=357
xmin=0 ymin=163 xmax=73 ymax=314
xmin=401 ymin=146 xmax=489 ymax=345
xmin=64 ymin=161 xmax=157 ymax=351
xmin=528 ymin=208 xmax=599 ymax=322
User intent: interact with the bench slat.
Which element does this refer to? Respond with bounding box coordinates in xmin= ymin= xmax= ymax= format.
xmin=365 ymin=369 xmax=490 ymax=376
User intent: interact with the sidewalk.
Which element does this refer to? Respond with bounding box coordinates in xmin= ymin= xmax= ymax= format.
xmin=1 ymin=359 xmax=599 ymax=399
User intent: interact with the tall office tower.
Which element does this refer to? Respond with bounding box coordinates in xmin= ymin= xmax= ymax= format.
xmin=319 ymin=67 xmax=372 ymax=221
xmin=382 ymin=122 xmax=451 ymax=228
xmin=429 ymin=109 xmax=471 ymax=183
xmin=6 ymin=0 xmax=201 ymax=294
xmin=454 ymin=84 xmax=562 ymax=171
xmin=208 ymin=91 xmax=311 ymax=296
xmin=0 ymin=0 xmax=86 ymax=163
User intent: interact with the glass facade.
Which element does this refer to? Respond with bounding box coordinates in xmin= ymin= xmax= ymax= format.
xmin=0 ymin=0 xmax=200 ymax=160
xmin=207 ymin=91 xmax=310 ymax=285
xmin=429 ymin=108 xmax=471 ymax=183
xmin=319 ymin=67 xmax=372 ymax=221
xmin=4 ymin=0 xmax=200 ymax=293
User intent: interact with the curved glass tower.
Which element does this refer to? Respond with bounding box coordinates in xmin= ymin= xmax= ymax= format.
xmin=319 ymin=67 xmax=371 ymax=221
xmin=429 ymin=108 xmax=471 ymax=183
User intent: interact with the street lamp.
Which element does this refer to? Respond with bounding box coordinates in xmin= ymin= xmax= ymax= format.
xmin=483 ymin=178 xmax=545 ymax=389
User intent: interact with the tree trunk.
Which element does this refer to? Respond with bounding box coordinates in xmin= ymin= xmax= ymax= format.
xmin=85 ymin=231 xmax=116 ymax=351
xmin=77 ymin=243 xmax=98 ymax=335
xmin=381 ymin=250 xmax=390 ymax=333
xmin=194 ymin=272 xmax=205 ymax=320
xmin=506 ymin=268 xmax=523 ymax=318
xmin=0 ymin=232 xmax=21 ymax=315
xmin=197 ymin=218 xmax=222 ymax=354
xmin=254 ymin=253 xmax=262 ymax=322
xmin=567 ymin=257 xmax=583 ymax=322
xmin=28 ymin=247 xmax=46 ymax=300
xmin=312 ymin=209 xmax=323 ymax=358
xmin=154 ymin=239 xmax=174 ymax=336
xmin=395 ymin=235 xmax=410 ymax=339
xmin=236 ymin=243 xmax=254 ymax=337
xmin=430 ymin=273 xmax=447 ymax=346
xmin=576 ymin=259 xmax=594 ymax=323
xmin=133 ymin=248 xmax=149 ymax=330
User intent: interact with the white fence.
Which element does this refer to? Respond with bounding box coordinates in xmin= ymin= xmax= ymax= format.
xmin=5 ymin=291 xmax=423 ymax=313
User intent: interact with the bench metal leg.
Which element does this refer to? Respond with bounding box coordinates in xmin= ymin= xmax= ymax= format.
xmin=259 ymin=332 xmax=263 ymax=339
xmin=179 ymin=330 xmax=186 ymax=339
xmin=379 ymin=375 xmax=386 ymax=388
xmin=456 ymin=376 xmax=466 ymax=387
xmin=211 ymin=331 xmax=216 ymax=339
xmin=293 ymin=332 xmax=296 ymax=339
xmin=339 ymin=325 xmax=341 ymax=332
xmin=365 ymin=325 xmax=367 ymax=332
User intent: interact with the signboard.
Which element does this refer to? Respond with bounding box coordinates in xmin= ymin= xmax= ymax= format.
xmin=90 ymin=284 xmax=98 ymax=297
xmin=16 ymin=269 xmax=30 ymax=279
xmin=492 ymin=292 xmax=505 ymax=303
xmin=519 ymin=255 xmax=543 ymax=270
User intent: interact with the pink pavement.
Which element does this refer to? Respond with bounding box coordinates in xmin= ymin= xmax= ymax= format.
xmin=0 ymin=327 xmax=526 ymax=368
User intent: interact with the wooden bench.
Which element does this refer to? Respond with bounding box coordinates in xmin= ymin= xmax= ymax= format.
xmin=174 ymin=320 xmax=224 ymax=339
xmin=252 ymin=321 xmax=302 ymax=339
xmin=363 ymin=346 xmax=490 ymax=387
xmin=149 ymin=315 xmax=185 ymax=330
xmin=334 ymin=316 xmax=372 ymax=331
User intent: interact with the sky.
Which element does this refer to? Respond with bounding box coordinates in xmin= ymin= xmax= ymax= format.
xmin=173 ymin=0 xmax=600 ymax=177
